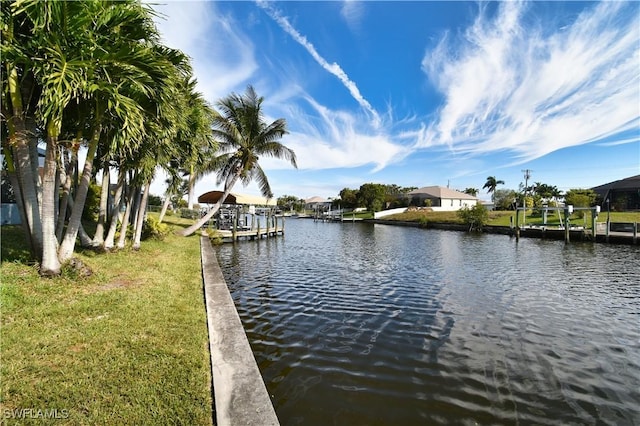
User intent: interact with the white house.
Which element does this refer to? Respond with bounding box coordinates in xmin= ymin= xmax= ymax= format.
xmin=304 ymin=196 xmax=332 ymax=212
xmin=407 ymin=186 xmax=478 ymax=211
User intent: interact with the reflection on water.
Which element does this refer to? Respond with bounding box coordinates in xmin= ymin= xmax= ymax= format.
xmin=216 ymin=219 xmax=640 ymax=425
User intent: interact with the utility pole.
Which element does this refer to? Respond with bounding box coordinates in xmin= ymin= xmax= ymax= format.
xmin=522 ymin=169 xmax=532 ymax=225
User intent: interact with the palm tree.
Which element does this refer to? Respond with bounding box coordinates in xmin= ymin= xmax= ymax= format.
xmin=3 ymin=0 xmax=194 ymax=272
xmin=179 ymin=85 xmax=297 ymax=237
xmin=464 ymin=188 xmax=479 ymax=197
xmin=58 ymin=2 xmax=187 ymax=263
xmin=483 ymin=176 xmax=505 ymax=203
xmin=175 ymin=79 xmax=217 ymax=209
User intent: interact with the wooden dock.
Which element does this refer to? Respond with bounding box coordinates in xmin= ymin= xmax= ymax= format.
xmin=214 ymin=226 xmax=284 ymax=242
xmin=313 ymin=213 xmax=363 ymax=223
xmin=207 ymin=214 xmax=286 ymax=243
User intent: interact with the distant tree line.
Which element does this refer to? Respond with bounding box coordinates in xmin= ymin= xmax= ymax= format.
xmin=276 ymin=176 xmax=601 ymax=214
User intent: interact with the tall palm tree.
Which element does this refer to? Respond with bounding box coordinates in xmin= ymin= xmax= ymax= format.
xmin=58 ymin=3 xmax=187 ymax=263
xmin=175 ymin=79 xmax=217 ymax=209
xmin=483 ymin=176 xmax=505 ymax=203
xmin=3 ymin=0 xmax=193 ymax=272
xmin=179 ymin=85 xmax=297 ymax=237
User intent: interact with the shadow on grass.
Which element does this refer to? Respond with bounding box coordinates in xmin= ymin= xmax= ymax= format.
xmin=160 ymin=215 xmax=203 ymax=235
xmin=0 ymin=215 xmax=202 ymax=266
xmin=1 ymin=225 xmax=33 ymax=264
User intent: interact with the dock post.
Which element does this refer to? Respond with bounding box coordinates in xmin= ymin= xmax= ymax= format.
xmin=634 ymin=222 xmax=637 ymax=244
xmin=232 ymin=214 xmax=238 ymax=242
xmin=564 ymin=205 xmax=573 ymax=243
xmin=256 ymin=222 xmax=260 ymax=239
xmin=514 ymin=212 xmax=520 ymax=241
xmin=266 ymin=212 xmax=270 ymax=237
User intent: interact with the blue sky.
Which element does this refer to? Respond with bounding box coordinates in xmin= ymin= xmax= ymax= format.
xmin=149 ymin=1 xmax=639 ymax=202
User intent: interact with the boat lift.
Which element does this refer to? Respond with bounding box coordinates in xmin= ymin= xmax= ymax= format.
xmin=513 ymin=205 xmax=601 ymax=243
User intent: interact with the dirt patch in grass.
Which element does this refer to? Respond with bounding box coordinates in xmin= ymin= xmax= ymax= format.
xmin=94 ymin=277 xmax=139 ymax=292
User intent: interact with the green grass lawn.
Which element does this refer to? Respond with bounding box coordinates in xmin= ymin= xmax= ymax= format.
xmin=1 ymin=215 xmax=213 ymax=425
xmin=382 ymin=209 xmax=640 ymax=229
xmin=341 ymin=211 xmax=374 ymax=220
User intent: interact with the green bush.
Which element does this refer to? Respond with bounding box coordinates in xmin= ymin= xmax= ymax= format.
xmin=457 ymin=204 xmax=489 ymax=231
xmin=141 ymin=216 xmax=169 ymax=241
xmin=206 ymin=229 xmax=223 ymax=245
xmin=180 ymin=209 xmax=200 ymax=219
xmin=82 ymin=183 xmax=101 ymax=222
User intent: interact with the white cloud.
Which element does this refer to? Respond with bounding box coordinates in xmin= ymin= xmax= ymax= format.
xmin=260 ymin=94 xmax=408 ymax=172
xmin=256 ymin=0 xmax=381 ymax=128
xmin=150 ymin=1 xmax=257 ymax=104
xmin=341 ymin=0 xmax=365 ymax=33
xmin=419 ymin=1 xmax=640 ymax=162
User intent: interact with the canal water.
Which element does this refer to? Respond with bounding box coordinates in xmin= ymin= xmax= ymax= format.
xmin=214 ymin=218 xmax=640 ymax=425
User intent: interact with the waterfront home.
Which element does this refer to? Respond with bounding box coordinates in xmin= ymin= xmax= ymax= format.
xmin=407 ymin=186 xmax=478 ymax=211
xmin=304 ymin=196 xmax=332 ymax=212
xmin=592 ymin=174 xmax=640 ymax=211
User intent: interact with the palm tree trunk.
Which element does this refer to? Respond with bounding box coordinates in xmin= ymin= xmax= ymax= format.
xmin=158 ymin=193 xmax=171 ymax=223
xmin=6 ymin=65 xmax=43 ymax=258
xmin=27 ymin=116 xmax=42 ymax=214
xmin=14 ymin=135 xmax=43 ymax=257
xmin=116 ymin=182 xmax=136 ymax=249
xmin=179 ymin=174 xmax=240 ymax=236
xmin=132 ymin=181 xmax=150 ymax=250
xmin=40 ymin=125 xmax=61 ymax=275
xmin=78 ymin=222 xmax=94 ymax=247
xmin=130 ymin=185 xmax=142 ymax=232
xmin=56 ymin=145 xmax=77 ymax=241
xmin=187 ymin=167 xmax=196 ymax=209
xmin=58 ymin=122 xmax=102 ymax=262
xmin=92 ymin=164 xmax=110 ymax=246
xmin=104 ymin=170 xmax=125 ymax=250
xmin=3 ymin=147 xmax=34 ymax=254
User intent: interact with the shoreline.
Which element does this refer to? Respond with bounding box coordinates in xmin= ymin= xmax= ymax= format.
xmin=366 ymin=219 xmax=638 ymax=245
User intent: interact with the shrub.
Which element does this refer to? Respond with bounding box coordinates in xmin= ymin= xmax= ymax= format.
xmin=82 ymin=183 xmax=101 ymax=222
xmin=457 ymin=204 xmax=489 ymax=231
xmin=141 ymin=216 xmax=169 ymax=241
xmin=180 ymin=209 xmax=200 ymax=219
xmin=206 ymin=229 xmax=223 ymax=245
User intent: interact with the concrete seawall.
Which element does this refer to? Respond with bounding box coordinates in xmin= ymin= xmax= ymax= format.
xmin=368 ymin=220 xmax=638 ymax=244
xmin=200 ymin=236 xmax=280 ymax=426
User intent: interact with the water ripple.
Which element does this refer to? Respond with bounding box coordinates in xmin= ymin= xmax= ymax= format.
xmin=217 ymin=219 xmax=640 ymax=425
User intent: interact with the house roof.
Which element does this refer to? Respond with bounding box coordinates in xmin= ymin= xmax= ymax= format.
xmin=197 ymin=191 xmax=276 ymax=206
xmin=408 ymin=186 xmax=477 ymax=200
xmin=591 ymin=175 xmax=640 ymax=192
xmin=305 ymin=196 xmax=330 ymax=204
